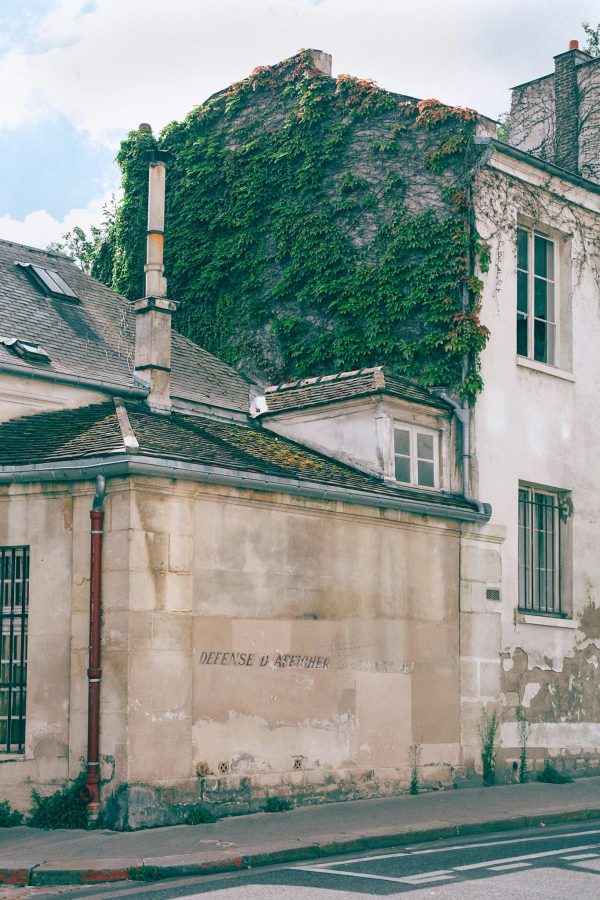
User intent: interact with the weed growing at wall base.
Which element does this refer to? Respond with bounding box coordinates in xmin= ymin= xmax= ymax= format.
xmin=0 ymin=799 xmax=23 ymax=826
xmin=28 ymin=769 xmax=89 ymax=829
xmin=479 ymin=708 xmax=500 ymax=786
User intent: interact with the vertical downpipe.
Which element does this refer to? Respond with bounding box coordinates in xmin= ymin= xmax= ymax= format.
xmin=83 ymin=475 xmax=106 ymax=818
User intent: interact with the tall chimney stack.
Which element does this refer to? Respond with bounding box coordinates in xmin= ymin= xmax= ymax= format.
xmin=134 ymin=143 xmax=178 ymax=414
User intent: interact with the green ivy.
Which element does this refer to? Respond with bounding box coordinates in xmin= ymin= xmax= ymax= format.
xmin=92 ymin=51 xmax=489 ymax=400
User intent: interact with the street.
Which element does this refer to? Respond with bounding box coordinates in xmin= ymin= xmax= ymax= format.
xmin=3 ymin=821 xmax=600 ymax=900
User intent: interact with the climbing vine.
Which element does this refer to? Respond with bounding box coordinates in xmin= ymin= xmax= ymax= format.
xmin=93 ymin=50 xmax=490 ymax=400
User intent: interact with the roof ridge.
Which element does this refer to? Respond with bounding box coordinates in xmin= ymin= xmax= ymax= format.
xmin=265 ymin=365 xmax=384 ymax=393
xmin=114 ymin=398 xmax=139 ymax=452
xmin=0 ymin=238 xmax=75 ymax=262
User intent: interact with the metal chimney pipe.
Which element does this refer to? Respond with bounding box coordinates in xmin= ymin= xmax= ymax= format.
xmin=134 ymin=147 xmax=178 ymax=415
xmin=145 ymin=153 xmax=168 ymax=297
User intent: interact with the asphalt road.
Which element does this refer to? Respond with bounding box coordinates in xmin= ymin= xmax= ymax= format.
xmin=5 ymin=821 xmax=600 ymax=899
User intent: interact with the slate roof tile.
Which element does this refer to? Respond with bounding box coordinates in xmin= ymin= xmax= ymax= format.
xmin=262 ymin=366 xmax=450 ymax=414
xmin=0 ymin=400 xmax=474 ymax=514
xmin=0 ymin=240 xmax=252 ymax=412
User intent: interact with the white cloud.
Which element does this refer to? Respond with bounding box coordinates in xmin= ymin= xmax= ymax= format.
xmin=2 ymin=0 xmax=599 ymax=142
xmin=0 ymin=189 xmax=117 ymax=250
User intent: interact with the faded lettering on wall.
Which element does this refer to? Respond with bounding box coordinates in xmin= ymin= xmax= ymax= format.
xmin=198 ymin=650 xmax=414 ymax=674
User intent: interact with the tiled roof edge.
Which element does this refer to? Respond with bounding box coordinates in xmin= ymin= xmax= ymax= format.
xmin=265 ymin=366 xmax=383 ymax=393
xmin=0 ymin=454 xmax=491 ymax=523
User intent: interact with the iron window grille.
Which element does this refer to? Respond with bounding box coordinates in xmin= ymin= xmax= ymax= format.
xmin=0 ymin=547 xmax=29 ymax=752
xmin=518 ymin=488 xmax=569 ymax=616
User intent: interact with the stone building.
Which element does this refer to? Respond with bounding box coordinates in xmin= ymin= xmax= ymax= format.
xmin=1 ymin=42 xmax=600 ymax=827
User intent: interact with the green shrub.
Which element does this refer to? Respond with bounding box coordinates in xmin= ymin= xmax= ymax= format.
xmin=184 ymin=803 xmax=219 ymax=824
xmin=0 ymin=799 xmax=24 ymax=827
xmin=537 ymin=761 xmax=573 ymax=784
xmin=265 ymin=796 xmax=293 ymax=812
xmin=28 ymin=769 xmax=89 ymax=829
xmin=130 ymin=866 xmax=165 ymax=881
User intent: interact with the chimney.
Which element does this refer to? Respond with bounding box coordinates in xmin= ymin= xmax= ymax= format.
xmin=134 ymin=145 xmax=178 ymax=414
xmin=553 ymin=40 xmax=590 ymax=173
xmin=307 ymin=49 xmax=332 ymax=76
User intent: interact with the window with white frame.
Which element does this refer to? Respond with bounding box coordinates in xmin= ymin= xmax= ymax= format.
xmin=516 ymin=227 xmax=557 ymax=365
xmin=518 ymin=486 xmax=570 ymax=616
xmin=393 ymin=425 xmax=438 ymax=488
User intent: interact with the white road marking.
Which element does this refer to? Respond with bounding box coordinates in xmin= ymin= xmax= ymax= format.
xmin=488 ymin=862 xmax=532 ymax=871
xmin=292 ymin=865 xmax=458 ymax=886
xmin=404 ymin=828 xmax=600 ymax=856
xmin=454 ymin=842 xmax=599 ymax=871
xmin=561 ymin=852 xmax=599 ymax=860
xmin=291 ymin=866 xmax=424 ymax=884
xmin=303 ymin=827 xmax=600 ymax=869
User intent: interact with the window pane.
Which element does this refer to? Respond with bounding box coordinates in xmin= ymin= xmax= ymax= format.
xmin=534 ymin=319 xmax=555 ymax=363
xmin=534 ymin=234 xmax=551 ymax=277
xmin=416 ymin=432 xmax=434 ymax=460
xmin=517 ymin=228 xmax=528 ymax=271
xmin=517 ymin=313 xmax=528 ymax=356
xmin=394 ymin=428 xmax=410 ymax=455
xmin=517 ymin=270 xmax=528 ymax=313
xmin=417 ymin=460 xmax=435 ymax=487
xmin=394 ymin=455 xmax=411 ymax=483
xmin=534 ymin=277 xmax=548 ymax=319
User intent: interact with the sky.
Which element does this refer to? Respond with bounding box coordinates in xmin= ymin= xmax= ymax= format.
xmin=0 ymin=0 xmax=598 ymax=250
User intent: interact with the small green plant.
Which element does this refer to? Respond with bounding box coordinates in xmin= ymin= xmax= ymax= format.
xmin=479 ymin=708 xmax=500 ymax=786
xmin=409 ymin=743 xmax=422 ymax=795
xmin=265 ymin=796 xmax=293 ymax=812
xmin=537 ymin=761 xmax=573 ymax=784
xmin=184 ymin=803 xmax=219 ymax=824
xmin=0 ymin=799 xmax=24 ymax=827
xmin=28 ymin=769 xmax=89 ymax=829
xmin=129 ymin=865 xmax=165 ymax=882
xmin=516 ymin=705 xmax=531 ymax=783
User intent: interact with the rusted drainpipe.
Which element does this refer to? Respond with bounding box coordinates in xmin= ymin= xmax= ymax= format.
xmin=83 ymin=474 xmax=106 ymax=818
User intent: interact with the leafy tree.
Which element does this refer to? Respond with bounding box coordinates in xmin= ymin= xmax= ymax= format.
xmin=582 ymin=22 xmax=600 ymax=56
xmin=46 ymin=197 xmax=117 ymax=274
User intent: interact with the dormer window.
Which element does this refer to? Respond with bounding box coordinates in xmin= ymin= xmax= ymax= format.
xmin=15 ymin=262 xmax=79 ymax=301
xmin=393 ymin=424 xmax=439 ymax=488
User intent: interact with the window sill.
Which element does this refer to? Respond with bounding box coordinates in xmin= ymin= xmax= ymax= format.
xmin=0 ymin=752 xmax=25 ymax=762
xmin=516 ymin=357 xmax=575 ymax=382
xmin=516 ymin=612 xmax=577 ymax=629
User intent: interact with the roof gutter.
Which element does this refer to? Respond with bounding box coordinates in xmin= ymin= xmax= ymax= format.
xmin=0 ymin=359 xmax=149 ymax=399
xmin=480 ymin=136 xmax=600 ymax=197
xmin=0 ymin=454 xmax=491 ymax=524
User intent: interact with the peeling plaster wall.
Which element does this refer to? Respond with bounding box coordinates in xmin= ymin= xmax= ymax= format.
xmin=467 ymin=155 xmax=600 ymax=772
xmin=116 ymin=477 xmax=465 ymax=825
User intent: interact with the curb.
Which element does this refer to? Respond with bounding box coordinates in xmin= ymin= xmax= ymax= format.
xmin=3 ymin=805 xmax=600 ymax=887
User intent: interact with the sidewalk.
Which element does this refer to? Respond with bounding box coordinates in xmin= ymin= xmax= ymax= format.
xmin=2 ymin=777 xmax=600 ymax=887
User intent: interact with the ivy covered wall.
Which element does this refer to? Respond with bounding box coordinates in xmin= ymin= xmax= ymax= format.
xmin=94 ymin=50 xmax=489 ymax=399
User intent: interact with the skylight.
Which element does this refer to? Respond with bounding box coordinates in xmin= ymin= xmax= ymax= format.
xmin=16 ymin=261 xmax=79 ymax=301
xmin=1 ymin=336 xmax=51 ymax=363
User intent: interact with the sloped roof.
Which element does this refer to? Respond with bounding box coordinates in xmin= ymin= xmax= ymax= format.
xmin=0 ymin=399 xmax=475 ymax=515
xmin=0 ymin=240 xmax=252 ymax=413
xmin=261 ymin=366 xmax=451 ymax=415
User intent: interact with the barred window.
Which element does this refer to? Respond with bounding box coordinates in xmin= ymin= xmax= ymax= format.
xmin=518 ymin=487 xmax=567 ymax=616
xmin=0 ymin=547 xmax=29 ymax=752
